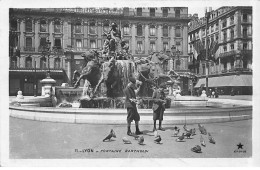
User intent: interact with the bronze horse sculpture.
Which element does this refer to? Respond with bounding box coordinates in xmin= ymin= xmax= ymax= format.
xmin=72 ymin=50 xmax=118 ymax=98
xmin=134 ymin=52 xmax=179 ymax=97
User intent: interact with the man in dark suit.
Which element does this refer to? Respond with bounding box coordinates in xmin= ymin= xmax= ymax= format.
xmin=124 ymin=77 xmax=143 ymax=136
xmin=152 ymin=85 xmax=166 ymax=131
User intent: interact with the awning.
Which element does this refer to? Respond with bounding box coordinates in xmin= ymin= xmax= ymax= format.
xmin=194 ymin=74 xmax=252 ymax=88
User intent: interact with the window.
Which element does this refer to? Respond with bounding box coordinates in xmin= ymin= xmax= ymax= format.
xmin=25 ymin=37 xmax=32 ymax=48
xmin=25 ymin=19 xmax=32 ymax=32
xmin=137 ymin=8 xmax=142 ymax=16
xmin=54 ymin=20 xmax=61 ymax=33
xmin=40 ymin=20 xmax=47 ymax=32
xmin=243 ymin=14 xmax=247 ymax=22
xmin=25 ymin=56 xmax=32 ymax=68
xmin=163 ymin=25 xmax=168 ymax=37
xmin=137 ymin=41 xmax=143 ymax=52
xmin=10 ymin=57 xmax=17 ymax=68
xmin=75 ymin=22 xmax=82 ymax=33
xmin=223 ymin=45 xmax=227 ymax=52
xmin=243 ymin=27 xmax=247 ymax=37
xmin=137 ymin=24 xmax=142 ymax=36
xmin=150 ymin=8 xmax=155 ymax=17
xmin=10 ymin=19 xmax=17 ymax=31
xmin=149 ymin=25 xmax=156 ymax=36
xmin=40 ymin=38 xmax=46 ymax=48
xmin=176 ymin=41 xmax=181 ymax=46
xmin=215 ymin=22 xmax=219 ymax=31
xmin=90 ymin=40 xmax=96 ymax=48
xmin=163 ymin=42 xmax=168 ymax=52
xmin=243 ymin=43 xmax=247 ymax=49
xmin=123 ymin=7 xmax=129 ymax=15
xmin=215 ymin=34 xmax=219 ymax=41
xmin=40 ymin=56 xmax=47 ymax=69
xmin=223 ymin=30 xmax=227 ymax=41
xmin=103 ymin=22 xmax=110 ymax=33
xmin=231 ymin=43 xmax=234 ymax=50
xmin=175 ymin=9 xmax=180 ymax=18
xmin=230 ymin=15 xmax=234 ymax=25
xmin=123 ymin=24 xmax=130 ymax=35
xmin=89 ymin=22 xmax=96 ymax=34
xmin=231 ymin=60 xmax=234 ymax=69
xmin=175 ymin=26 xmax=181 ymax=37
xmin=162 ymin=8 xmax=168 ymax=17
xmin=54 ymin=39 xmax=61 ymax=48
xmin=54 ymin=58 xmax=61 ymax=69
xmin=210 ymin=25 xmax=214 ymax=33
xmin=150 ymin=42 xmax=155 ymax=52
xmin=202 ymin=29 xmax=205 ymax=36
xmin=76 ymin=39 xmax=82 ymax=49
xmin=230 ymin=28 xmax=234 ymax=39
xmin=222 ymin=20 xmax=226 ymax=28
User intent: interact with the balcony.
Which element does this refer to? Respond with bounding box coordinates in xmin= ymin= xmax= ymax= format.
xmin=219 ymin=50 xmax=236 ymax=58
xmin=23 ymin=47 xmax=35 ymax=52
xmin=124 ymin=11 xmax=191 ymax=19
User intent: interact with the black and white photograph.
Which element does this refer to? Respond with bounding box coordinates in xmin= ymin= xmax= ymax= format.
xmin=1 ymin=0 xmax=260 ymax=167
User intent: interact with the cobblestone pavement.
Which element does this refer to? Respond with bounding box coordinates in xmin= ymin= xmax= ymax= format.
xmin=10 ymin=117 xmax=252 ymax=159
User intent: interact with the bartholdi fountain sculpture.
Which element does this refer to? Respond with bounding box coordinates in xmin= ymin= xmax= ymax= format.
xmin=57 ymin=22 xmax=180 ymax=108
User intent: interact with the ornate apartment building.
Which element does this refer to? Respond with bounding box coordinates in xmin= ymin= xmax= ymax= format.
xmin=9 ymin=7 xmax=191 ymax=96
xmin=188 ymin=6 xmax=252 ymax=95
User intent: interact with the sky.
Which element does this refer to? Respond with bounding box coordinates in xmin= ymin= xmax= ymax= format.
xmin=188 ymin=6 xmax=220 ymax=18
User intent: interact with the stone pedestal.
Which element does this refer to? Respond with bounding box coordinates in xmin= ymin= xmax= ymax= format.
xmin=40 ymin=74 xmax=56 ymax=97
xmin=201 ymin=90 xmax=207 ymax=97
xmin=16 ymin=90 xmax=24 ymax=99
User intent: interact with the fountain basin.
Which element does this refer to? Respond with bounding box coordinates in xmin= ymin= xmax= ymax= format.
xmin=9 ymin=103 xmax=252 ymax=125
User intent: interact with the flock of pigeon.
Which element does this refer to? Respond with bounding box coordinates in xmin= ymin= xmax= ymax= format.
xmin=102 ymin=123 xmax=216 ymax=153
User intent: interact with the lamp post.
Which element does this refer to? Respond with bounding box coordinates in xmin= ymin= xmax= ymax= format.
xmin=205 ymin=7 xmax=211 ymax=96
xmin=42 ymin=39 xmax=52 ymax=78
xmin=34 ymin=60 xmax=37 ymax=97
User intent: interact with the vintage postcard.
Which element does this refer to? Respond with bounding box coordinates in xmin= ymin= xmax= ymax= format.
xmin=1 ymin=0 xmax=260 ymax=167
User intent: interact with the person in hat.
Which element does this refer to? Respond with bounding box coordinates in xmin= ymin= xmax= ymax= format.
xmin=123 ymin=77 xmax=143 ymax=136
xmin=152 ymin=85 xmax=166 ymax=131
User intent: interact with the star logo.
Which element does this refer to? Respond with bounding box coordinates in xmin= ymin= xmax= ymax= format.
xmin=237 ymin=143 xmax=244 ymax=149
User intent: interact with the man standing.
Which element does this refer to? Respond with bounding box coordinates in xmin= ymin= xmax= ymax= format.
xmin=152 ymin=85 xmax=166 ymax=131
xmin=124 ymin=77 xmax=143 ymax=136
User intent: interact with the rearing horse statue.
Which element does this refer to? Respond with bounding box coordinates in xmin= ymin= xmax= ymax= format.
xmin=72 ymin=50 xmax=118 ymax=98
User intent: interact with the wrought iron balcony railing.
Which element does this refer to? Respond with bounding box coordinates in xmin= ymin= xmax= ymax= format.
xmin=24 ymin=47 xmax=35 ymax=52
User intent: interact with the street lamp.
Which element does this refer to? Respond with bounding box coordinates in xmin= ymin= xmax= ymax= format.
xmin=205 ymin=7 xmax=212 ymax=96
xmin=42 ymin=39 xmax=52 ymax=78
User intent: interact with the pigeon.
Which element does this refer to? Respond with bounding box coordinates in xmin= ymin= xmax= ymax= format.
xmin=154 ymin=135 xmax=162 ymax=144
xmin=198 ymin=123 xmax=207 ymax=135
xmin=103 ymin=129 xmax=116 ymax=142
xmin=191 ymin=128 xmax=196 ymax=136
xmin=200 ymin=135 xmax=206 ymax=147
xmin=191 ymin=145 xmax=202 ymax=153
xmin=208 ymin=132 xmax=216 ymax=144
xmin=154 ymin=130 xmax=159 ymax=138
xmin=183 ymin=124 xmax=191 ymax=132
xmin=185 ymin=131 xmax=192 ymax=139
xmin=131 ymin=134 xmax=140 ymax=140
xmin=176 ymin=133 xmax=185 ymax=142
xmin=138 ymin=136 xmax=144 ymax=145
xmin=122 ymin=137 xmax=132 ymax=144
xmin=173 ymin=128 xmax=180 ymax=137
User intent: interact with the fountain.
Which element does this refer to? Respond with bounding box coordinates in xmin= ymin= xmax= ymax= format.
xmin=9 ymin=23 xmax=252 ymax=125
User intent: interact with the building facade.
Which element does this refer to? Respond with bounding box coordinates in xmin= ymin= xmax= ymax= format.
xmin=9 ymin=7 xmax=191 ymax=96
xmin=188 ymin=6 xmax=252 ymax=95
